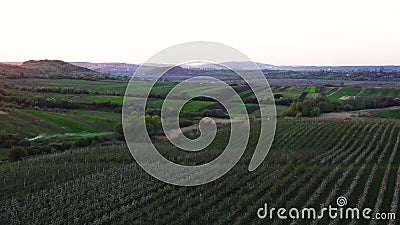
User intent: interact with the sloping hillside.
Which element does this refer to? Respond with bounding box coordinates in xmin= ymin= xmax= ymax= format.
xmin=0 ymin=63 xmax=39 ymax=78
xmin=21 ymin=60 xmax=103 ymax=78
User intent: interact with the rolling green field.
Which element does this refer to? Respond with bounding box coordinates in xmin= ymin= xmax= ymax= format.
xmin=15 ymin=109 xmax=117 ymax=133
xmin=1 ymin=120 xmax=399 ymax=224
xmin=3 ymin=54 xmax=400 ymax=225
xmin=20 ymin=110 xmax=104 ymax=133
xmin=0 ymin=108 xmax=120 ymax=157
xmin=2 ymin=73 xmax=400 ymax=224
xmin=2 ymin=77 xmax=400 ymax=154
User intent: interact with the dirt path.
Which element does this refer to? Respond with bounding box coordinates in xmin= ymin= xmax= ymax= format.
xmin=328 ymin=87 xmax=342 ymax=97
xmin=157 ymin=117 xmax=245 ymax=140
xmin=318 ymin=106 xmax=400 ymax=120
xmin=365 ymin=106 xmax=400 ymax=111
xmin=0 ymin=110 xmax=8 ymax=115
xmin=356 ymin=87 xmax=365 ymax=96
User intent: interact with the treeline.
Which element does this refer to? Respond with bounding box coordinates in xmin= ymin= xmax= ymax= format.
xmin=3 ymin=71 xmax=126 ymax=81
xmin=2 ymin=133 xmax=112 ymax=161
xmin=281 ymin=94 xmax=400 ymax=117
xmin=18 ymin=86 xmax=122 ymax=96
xmin=0 ymin=95 xmax=121 ymax=110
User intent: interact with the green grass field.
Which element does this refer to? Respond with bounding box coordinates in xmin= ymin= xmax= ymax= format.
xmin=305 ymin=86 xmax=316 ymax=93
xmin=0 ymin=109 xmax=120 ymax=139
xmin=274 ymin=86 xmax=307 ymax=98
xmin=377 ymin=109 xmax=400 ymax=119
xmin=18 ymin=110 xmax=104 ymax=133
xmin=0 ymin=112 xmax=57 ymax=136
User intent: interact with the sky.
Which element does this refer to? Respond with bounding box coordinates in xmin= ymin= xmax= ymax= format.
xmin=1 ymin=0 xmax=399 ymax=66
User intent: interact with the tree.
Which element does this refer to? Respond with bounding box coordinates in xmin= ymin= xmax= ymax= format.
xmin=114 ymin=122 xmax=124 ymax=140
xmin=316 ymin=93 xmax=329 ymax=103
xmin=310 ymin=107 xmax=320 ymax=117
xmin=274 ymin=94 xmax=284 ymax=99
xmin=394 ymin=98 xmax=400 ymax=106
xmin=8 ymin=146 xmax=28 ymax=161
xmin=318 ymin=101 xmax=333 ymax=113
xmin=145 ymin=115 xmax=162 ymax=134
xmin=296 ymin=112 xmax=302 ymax=120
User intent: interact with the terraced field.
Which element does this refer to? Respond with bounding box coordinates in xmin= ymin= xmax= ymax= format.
xmin=272 ymin=86 xmax=307 ymax=98
xmin=359 ymin=88 xmax=400 ymax=98
xmin=330 ymin=86 xmax=363 ymax=99
xmin=9 ymin=78 xmax=130 ymax=95
xmin=1 ymin=120 xmax=399 ymax=224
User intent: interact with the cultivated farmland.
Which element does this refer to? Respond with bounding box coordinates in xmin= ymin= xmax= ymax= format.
xmin=1 ymin=120 xmax=399 ymax=224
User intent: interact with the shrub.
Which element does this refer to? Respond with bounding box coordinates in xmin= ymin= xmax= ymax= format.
xmin=395 ymin=98 xmax=400 ymax=106
xmin=200 ymin=109 xmax=227 ymax=118
xmin=8 ymin=146 xmax=28 ymax=161
xmin=114 ymin=122 xmax=124 ymax=140
xmin=179 ymin=118 xmax=194 ymax=127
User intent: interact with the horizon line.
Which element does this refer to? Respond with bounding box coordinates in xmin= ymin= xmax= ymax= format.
xmin=1 ymin=60 xmax=400 ymax=67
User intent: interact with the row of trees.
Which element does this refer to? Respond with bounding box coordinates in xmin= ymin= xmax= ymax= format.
xmin=114 ymin=114 xmax=162 ymax=140
xmin=0 ymin=94 xmax=121 ymax=110
xmin=6 ymin=136 xmax=112 ymax=161
xmin=18 ymin=86 xmax=122 ymax=96
xmin=282 ymin=94 xmax=400 ymax=118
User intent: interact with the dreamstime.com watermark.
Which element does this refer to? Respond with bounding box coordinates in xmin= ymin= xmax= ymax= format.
xmin=257 ymin=197 xmax=396 ymax=220
xmin=122 ymin=41 xmax=276 ymax=186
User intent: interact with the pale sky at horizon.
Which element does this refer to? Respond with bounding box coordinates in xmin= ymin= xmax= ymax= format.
xmin=1 ymin=0 xmax=399 ymax=66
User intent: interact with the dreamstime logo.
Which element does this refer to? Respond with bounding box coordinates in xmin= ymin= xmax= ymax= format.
xmin=336 ymin=196 xmax=347 ymax=207
xmin=122 ymin=41 xmax=276 ymax=186
xmin=257 ymin=197 xmax=396 ymax=221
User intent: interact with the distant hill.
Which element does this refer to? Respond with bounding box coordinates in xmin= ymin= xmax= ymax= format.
xmin=183 ymin=61 xmax=276 ymax=70
xmin=72 ymin=61 xmax=400 ymax=76
xmin=21 ymin=60 xmax=102 ymax=77
xmin=186 ymin=62 xmax=400 ymax=71
xmin=0 ymin=60 xmax=104 ymax=79
xmin=0 ymin=63 xmax=39 ymax=78
xmin=70 ymin=62 xmax=170 ymax=76
xmin=71 ymin=62 xmax=139 ymax=76
xmin=274 ymin=65 xmax=400 ymax=71
xmin=70 ymin=61 xmax=277 ymax=76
